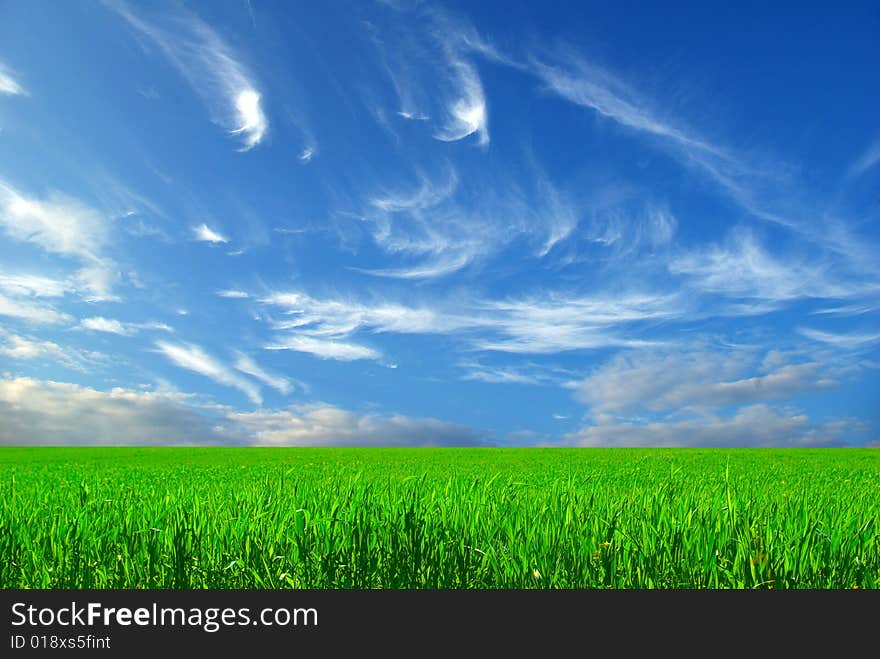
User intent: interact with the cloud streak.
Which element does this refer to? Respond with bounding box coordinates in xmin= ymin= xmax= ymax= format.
xmin=260 ymin=288 xmax=679 ymax=358
xmin=192 ymin=223 xmax=229 ymax=243
xmin=108 ymin=1 xmax=268 ymax=150
xmin=234 ymin=353 xmax=293 ymax=395
xmin=0 ymin=293 xmax=72 ymax=325
xmin=669 ymin=229 xmax=861 ymax=305
xmin=0 ymin=180 xmax=118 ymax=300
xmin=432 ymin=57 xmax=488 ymax=145
xmin=0 ymin=63 xmax=26 ymax=96
xmin=797 ymin=327 xmax=880 ymax=350
xmin=0 ymin=333 xmax=105 ymax=371
xmin=80 ymin=316 xmax=173 ymax=336
xmin=265 ymin=336 xmax=381 ymax=362
xmin=155 ymin=340 xmax=262 ymax=405
xmin=216 ymin=289 xmax=249 ymax=298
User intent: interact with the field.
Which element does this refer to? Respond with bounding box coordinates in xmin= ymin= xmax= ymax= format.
xmin=1 ymin=447 xmax=878 ymax=589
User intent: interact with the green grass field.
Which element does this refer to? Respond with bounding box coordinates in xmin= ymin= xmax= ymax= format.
xmin=1 ymin=447 xmax=878 ymax=589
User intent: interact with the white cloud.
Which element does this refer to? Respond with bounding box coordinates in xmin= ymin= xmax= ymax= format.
xmin=81 ymin=316 xmax=130 ymax=335
xmin=357 ymin=251 xmax=474 ymax=279
xmin=533 ymin=172 xmax=580 ymax=257
xmin=398 ymin=110 xmax=429 ymax=121
xmin=0 ymin=181 xmax=107 ymax=261
xmin=234 ymin=353 xmax=293 ymax=395
xmin=265 ymin=336 xmax=380 ymax=362
xmin=0 ymin=376 xmax=484 ymax=446
xmin=109 ymin=1 xmax=268 ymax=150
xmin=811 ymin=303 xmax=879 ymax=317
xmin=572 ymin=347 xmax=834 ymax=415
xmin=797 ymin=327 xmax=880 ymax=350
xmin=0 ymin=272 xmax=69 ymax=298
xmin=80 ymin=316 xmax=172 ymax=336
xmin=192 ymin=223 xmax=229 ymax=243
xmin=0 ymin=63 xmax=26 ymax=96
xmin=73 ymin=261 xmax=120 ymax=302
xmin=0 ymin=376 xmax=235 ymax=445
xmin=669 ymin=229 xmax=856 ymax=304
xmin=359 ymin=169 xmax=482 ymax=279
xmin=0 ymin=181 xmax=119 ymax=300
xmin=155 ymin=340 xmax=262 ymax=405
xmin=0 ymin=332 xmax=106 ymax=371
xmin=372 ymin=8 xmax=488 ymax=146
xmin=0 ymin=293 xmax=72 ymax=325
xmin=474 ymin=293 xmax=678 ymax=354
xmin=229 ymin=404 xmax=484 ymax=446
xmin=432 ymin=57 xmax=488 ymax=145
xmin=229 ymin=89 xmax=268 ymax=150
xmin=261 ymin=288 xmax=679 ymax=357
xmin=355 ymin=165 xmax=590 ymax=279
xmin=460 ymin=363 xmax=547 ymax=385
xmin=216 ymin=289 xmax=249 ymax=298
xmin=564 ymin=404 xmax=851 ymax=447
xmin=262 ymin=291 xmax=462 ymax=336
xmin=529 ymin=54 xmax=719 ymax=157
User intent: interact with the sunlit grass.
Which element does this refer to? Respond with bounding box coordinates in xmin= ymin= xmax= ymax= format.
xmin=1 ymin=447 xmax=877 ymax=588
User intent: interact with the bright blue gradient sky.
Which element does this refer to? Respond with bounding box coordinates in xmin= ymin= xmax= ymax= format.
xmin=1 ymin=1 xmax=878 ymax=446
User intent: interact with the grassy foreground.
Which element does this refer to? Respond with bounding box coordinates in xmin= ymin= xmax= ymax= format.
xmin=1 ymin=447 xmax=878 ymax=589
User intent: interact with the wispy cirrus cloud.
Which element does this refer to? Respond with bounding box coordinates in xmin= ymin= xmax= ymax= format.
xmin=352 ymin=161 xmax=590 ymax=279
xmin=0 ymin=293 xmax=72 ymax=325
xmin=0 ymin=332 xmax=105 ymax=371
xmin=431 ymin=18 xmax=878 ymax=275
xmin=849 ymin=139 xmax=880 ymax=178
xmin=669 ymin=228 xmax=863 ymax=305
xmin=192 ymin=223 xmax=229 ymax=243
xmin=260 ymin=291 xmax=462 ymax=337
xmin=0 ymin=271 xmax=74 ymax=326
xmin=154 ymin=340 xmax=262 ymax=405
xmin=80 ymin=316 xmax=173 ymax=336
xmin=528 ymin=52 xmax=721 ymax=157
xmin=459 ymin=361 xmax=556 ymax=386
xmin=371 ymin=6 xmax=488 ymax=146
xmin=0 ymin=62 xmax=26 ymax=96
xmin=797 ymin=327 xmax=880 ymax=350
xmin=356 ymin=168 xmax=483 ymax=279
xmin=473 ymin=293 xmax=677 ymax=354
xmin=216 ymin=289 xmax=249 ymax=299
xmin=265 ymin=335 xmax=381 ymax=362
xmin=0 ymin=272 xmax=70 ymax=298
xmin=432 ymin=55 xmax=488 ymax=146
xmin=511 ymin=46 xmax=807 ymax=242
xmin=0 ymin=180 xmax=119 ymax=300
xmin=811 ymin=303 xmax=880 ymax=317
xmin=233 ymin=353 xmax=294 ymax=395
xmin=107 ymin=0 xmax=268 ymax=150
xmin=260 ymin=287 xmax=679 ymax=358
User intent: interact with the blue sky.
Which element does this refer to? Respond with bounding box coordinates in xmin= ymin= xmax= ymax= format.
xmin=0 ymin=0 xmax=878 ymax=446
